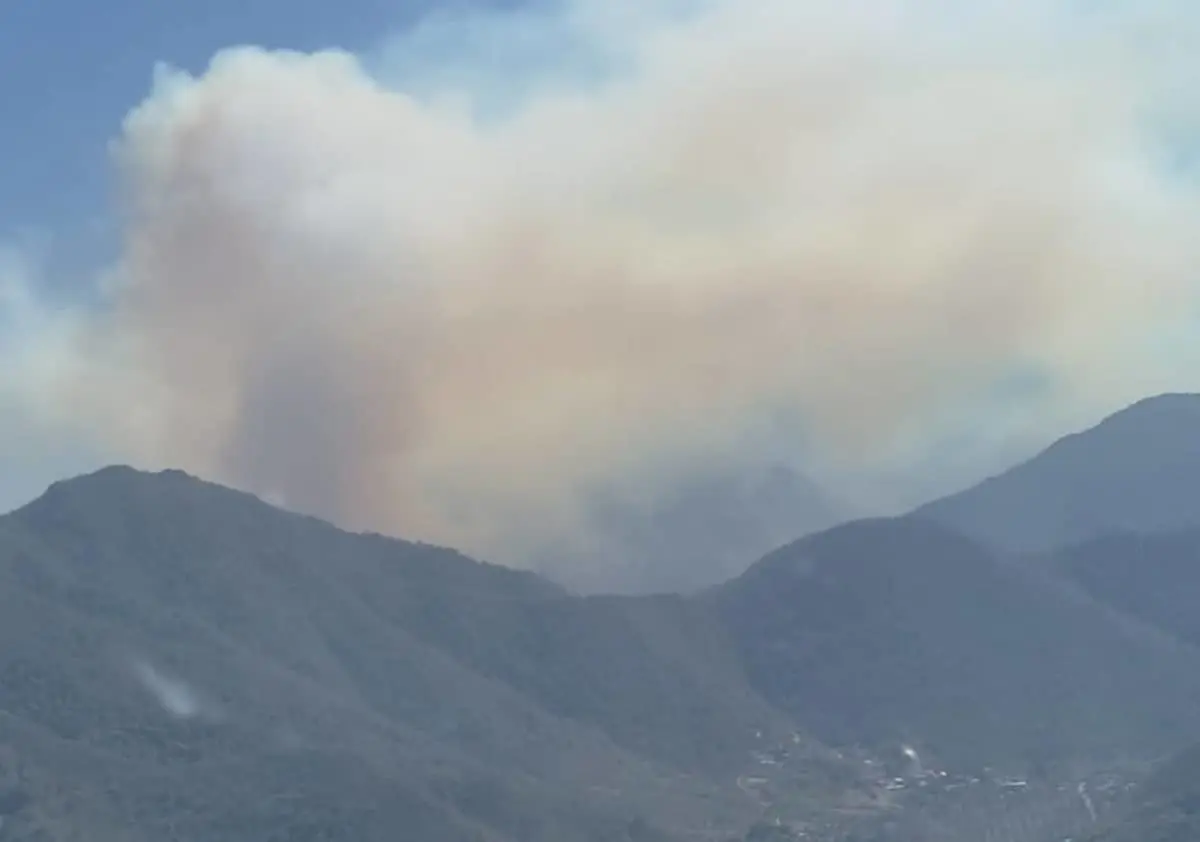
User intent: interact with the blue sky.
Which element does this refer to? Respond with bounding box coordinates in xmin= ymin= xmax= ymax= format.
xmin=0 ymin=0 xmax=511 ymax=288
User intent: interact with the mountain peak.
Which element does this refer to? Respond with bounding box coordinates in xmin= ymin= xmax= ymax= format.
xmin=19 ymin=463 xmax=284 ymax=533
xmin=1068 ymin=392 xmax=1200 ymax=441
xmin=39 ymin=463 xmax=243 ymax=497
xmin=1108 ymin=391 xmax=1200 ymax=412
xmin=917 ymin=392 xmax=1200 ymax=553
xmin=732 ymin=515 xmax=977 ymax=588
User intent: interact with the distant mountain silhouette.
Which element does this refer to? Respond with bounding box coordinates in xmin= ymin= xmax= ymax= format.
xmin=539 ymin=465 xmax=847 ymax=594
xmin=918 ymin=393 xmax=1200 ymax=553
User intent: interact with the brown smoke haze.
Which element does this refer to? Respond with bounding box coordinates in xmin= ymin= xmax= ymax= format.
xmin=12 ymin=0 xmax=1200 ymax=577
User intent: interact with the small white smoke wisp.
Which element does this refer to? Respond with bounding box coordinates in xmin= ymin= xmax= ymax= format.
xmin=1078 ymin=781 xmax=1099 ymax=823
xmin=130 ymin=658 xmax=202 ymax=719
xmin=902 ymin=744 xmax=924 ymax=776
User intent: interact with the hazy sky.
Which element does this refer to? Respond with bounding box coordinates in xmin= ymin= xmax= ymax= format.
xmin=3 ymin=0 xmax=1200 ymax=576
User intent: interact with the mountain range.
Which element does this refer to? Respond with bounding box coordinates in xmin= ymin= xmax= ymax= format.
xmin=4 ymin=394 xmax=1200 ymax=839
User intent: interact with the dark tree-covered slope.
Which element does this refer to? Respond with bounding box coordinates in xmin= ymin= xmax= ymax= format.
xmin=0 ymin=466 xmax=786 ymax=841
xmin=711 ymin=517 xmax=1200 ymax=771
xmin=6 ymin=458 xmax=1200 ymax=840
xmin=1053 ymin=528 xmax=1200 ymax=648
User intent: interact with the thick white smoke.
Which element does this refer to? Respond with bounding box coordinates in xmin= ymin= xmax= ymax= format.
xmin=12 ymin=0 xmax=1200 ymax=577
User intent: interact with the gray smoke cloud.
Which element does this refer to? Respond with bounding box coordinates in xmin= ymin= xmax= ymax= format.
xmin=9 ymin=0 xmax=1200 ymax=573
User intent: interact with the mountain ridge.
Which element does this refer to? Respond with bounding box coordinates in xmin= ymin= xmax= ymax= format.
xmin=0 ymin=464 xmax=801 ymax=840
xmin=711 ymin=514 xmax=1200 ymax=772
xmin=9 ymin=388 xmax=1200 ymax=841
xmin=916 ymin=392 xmax=1200 ymax=553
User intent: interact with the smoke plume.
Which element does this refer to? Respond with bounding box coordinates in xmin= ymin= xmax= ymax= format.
xmin=14 ymin=0 xmax=1200 ymax=572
